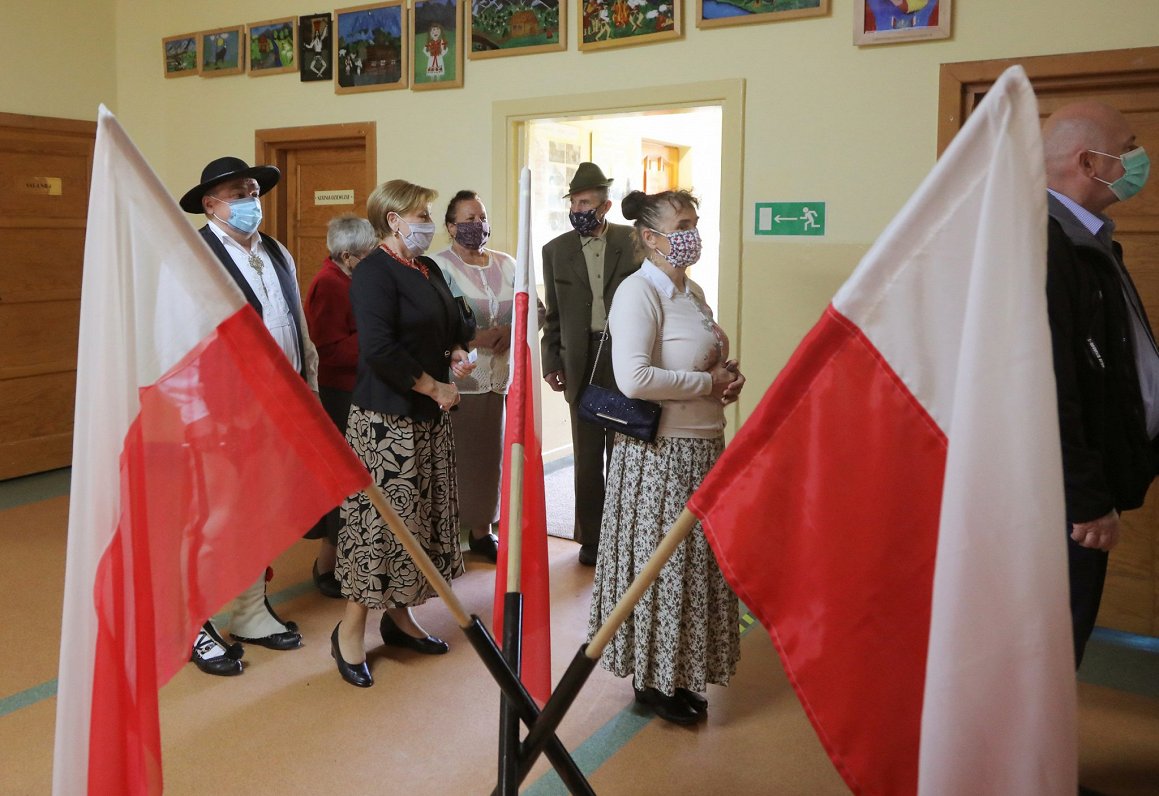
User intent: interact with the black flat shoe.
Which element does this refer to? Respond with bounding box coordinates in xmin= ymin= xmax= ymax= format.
xmin=676 ymin=688 xmax=708 ymax=715
xmin=467 ymin=532 xmax=499 ymax=563
xmin=634 ymin=686 xmax=701 ymax=725
xmin=191 ymin=623 xmax=244 ymax=676
xmin=231 ymin=629 xmax=303 ymax=650
xmin=331 ymin=624 xmax=373 ymax=688
xmin=379 ymin=612 xmax=449 ymax=655
xmin=313 ymin=560 xmax=343 ymax=599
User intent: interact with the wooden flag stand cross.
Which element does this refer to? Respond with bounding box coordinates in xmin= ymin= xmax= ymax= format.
xmin=364 ymin=477 xmax=695 ymax=794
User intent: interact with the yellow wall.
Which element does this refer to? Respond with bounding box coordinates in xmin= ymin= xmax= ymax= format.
xmin=4 ymin=0 xmax=1157 ymax=421
xmin=4 ymin=0 xmax=117 ymax=120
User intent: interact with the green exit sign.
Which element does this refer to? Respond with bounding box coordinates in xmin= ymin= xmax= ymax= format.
xmin=755 ymin=202 xmax=826 ymax=236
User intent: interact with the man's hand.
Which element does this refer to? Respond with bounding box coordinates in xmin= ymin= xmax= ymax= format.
xmin=1071 ymin=509 xmax=1121 ymax=551
xmin=545 ymin=370 xmax=566 ymax=392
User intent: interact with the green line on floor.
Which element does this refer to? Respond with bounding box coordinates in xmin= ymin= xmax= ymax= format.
xmin=0 ymin=680 xmax=58 ymax=719
xmin=523 ymin=704 xmax=654 ymax=796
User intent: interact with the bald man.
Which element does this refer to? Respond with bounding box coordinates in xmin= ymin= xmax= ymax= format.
xmin=1043 ymin=100 xmax=1156 ymax=667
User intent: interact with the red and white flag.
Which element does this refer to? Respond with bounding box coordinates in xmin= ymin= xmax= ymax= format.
xmin=688 ymin=67 xmax=1076 ymax=795
xmin=494 ymin=168 xmax=552 ymax=704
xmin=52 ymin=107 xmax=370 ymax=795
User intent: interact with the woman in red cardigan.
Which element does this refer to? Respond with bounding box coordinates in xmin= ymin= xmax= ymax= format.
xmin=304 ymin=213 xmax=378 ymax=597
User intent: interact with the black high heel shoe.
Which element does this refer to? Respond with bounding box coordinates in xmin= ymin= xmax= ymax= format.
xmin=331 ymin=623 xmax=373 ymax=688
xmin=379 ymin=612 xmax=449 ymax=655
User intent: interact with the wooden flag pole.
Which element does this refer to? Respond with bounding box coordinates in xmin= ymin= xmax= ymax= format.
xmin=499 ymin=446 xmax=525 ymax=796
xmin=362 ymin=482 xmax=593 ymax=795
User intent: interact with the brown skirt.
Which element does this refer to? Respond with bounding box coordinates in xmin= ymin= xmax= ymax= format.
xmin=450 ymin=391 xmax=505 ymax=531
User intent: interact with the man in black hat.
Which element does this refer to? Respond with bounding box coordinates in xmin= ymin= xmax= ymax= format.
xmin=180 ymin=156 xmax=318 ymax=675
xmin=541 ymin=162 xmax=643 ymax=565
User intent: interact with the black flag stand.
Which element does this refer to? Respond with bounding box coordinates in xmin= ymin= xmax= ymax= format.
xmin=487 ymin=510 xmax=699 ymax=794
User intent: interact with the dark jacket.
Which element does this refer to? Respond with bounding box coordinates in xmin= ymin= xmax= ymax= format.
xmin=350 ymin=250 xmax=472 ymax=421
xmin=540 ymin=222 xmax=642 ymax=403
xmin=1046 ymin=194 xmax=1158 ymax=522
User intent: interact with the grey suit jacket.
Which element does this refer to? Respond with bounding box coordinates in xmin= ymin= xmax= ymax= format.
xmin=541 ymin=222 xmax=642 ymax=403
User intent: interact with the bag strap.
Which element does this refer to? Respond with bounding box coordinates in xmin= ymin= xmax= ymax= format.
xmin=588 ymin=279 xmax=663 ymax=386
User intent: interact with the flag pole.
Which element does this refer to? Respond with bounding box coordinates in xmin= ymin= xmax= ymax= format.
xmin=498 ymin=167 xmax=534 ymax=795
xmin=488 ymin=508 xmax=698 ymax=795
xmin=499 ymin=447 xmax=525 ymax=796
xmin=362 ymin=483 xmax=593 ymax=796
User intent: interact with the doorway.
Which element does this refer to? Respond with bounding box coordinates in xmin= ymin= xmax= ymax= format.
xmin=526 ymin=106 xmax=724 ymax=335
xmin=494 ymin=80 xmax=743 ymax=460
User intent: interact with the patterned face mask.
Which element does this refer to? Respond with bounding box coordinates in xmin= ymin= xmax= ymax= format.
xmin=649 ymin=227 xmax=702 ymax=269
xmin=452 ymin=220 xmax=490 ymax=250
xmin=569 ymin=207 xmax=602 ymax=236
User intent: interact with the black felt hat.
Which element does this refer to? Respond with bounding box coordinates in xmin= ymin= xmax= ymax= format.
xmin=179 ymin=156 xmax=281 ymax=213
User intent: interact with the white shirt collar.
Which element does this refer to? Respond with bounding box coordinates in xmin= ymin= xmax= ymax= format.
xmin=207 ymin=217 xmax=261 ymax=254
xmin=639 ymin=258 xmax=688 ymax=299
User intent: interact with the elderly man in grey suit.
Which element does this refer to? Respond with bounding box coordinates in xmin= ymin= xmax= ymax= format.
xmin=541 ymin=162 xmax=643 ymax=565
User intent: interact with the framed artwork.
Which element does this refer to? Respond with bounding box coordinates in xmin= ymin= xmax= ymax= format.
xmin=579 ymin=0 xmax=681 ymax=51
xmin=247 ymin=17 xmax=297 ymax=75
xmin=200 ymin=26 xmax=245 ymax=76
xmin=854 ymin=0 xmax=950 ymax=45
xmin=411 ymin=0 xmax=464 ymax=89
xmin=335 ymin=1 xmax=408 ymax=93
xmin=468 ymin=0 xmax=565 ymax=60
xmin=300 ymin=13 xmax=334 ymax=81
xmin=697 ymin=0 xmax=827 ymax=30
xmin=162 ymin=33 xmax=199 ymax=78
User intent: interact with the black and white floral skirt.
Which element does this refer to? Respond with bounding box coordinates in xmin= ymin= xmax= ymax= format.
xmin=587 ymin=434 xmax=740 ymax=697
xmin=336 ymin=406 xmax=464 ymax=609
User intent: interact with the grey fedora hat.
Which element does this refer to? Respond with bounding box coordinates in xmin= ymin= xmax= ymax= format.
xmin=563 ymin=162 xmax=613 ymax=198
xmin=179 ymin=156 xmax=281 ymax=213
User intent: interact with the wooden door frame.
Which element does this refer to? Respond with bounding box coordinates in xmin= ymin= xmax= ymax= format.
xmin=938 ymin=46 xmax=1159 ymax=155
xmin=254 ymin=122 xmax=377 ymax=244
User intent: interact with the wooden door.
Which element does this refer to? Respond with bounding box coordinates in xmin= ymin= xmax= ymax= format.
xmin=940 ymin=47 xmax=1159 ymax=636
xmin=0 ymin=113 xmax=95 ymax=480
xmin=642 ymin=140 xmax=679 ymax=193
xmin=255 ymin=123 xmax=376 ymax=297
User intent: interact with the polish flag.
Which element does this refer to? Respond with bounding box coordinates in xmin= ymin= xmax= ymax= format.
xmin=688 ymin=67 xmax=1076 ymax=794
xmin=494 ymin=168 xmax=552 ymax=704
xmin=52 ymin=107 xmax=370 ymax=795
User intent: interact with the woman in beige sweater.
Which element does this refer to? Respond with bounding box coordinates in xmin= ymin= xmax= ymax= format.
xmin=587 ymin=189 xmax=745 ymax=725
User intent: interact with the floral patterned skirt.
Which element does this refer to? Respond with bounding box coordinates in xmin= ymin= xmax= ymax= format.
xmin=336 ymin=406 xmax=464 ymax=609
xmin=587 ymin=434 xmax=740 ymax=697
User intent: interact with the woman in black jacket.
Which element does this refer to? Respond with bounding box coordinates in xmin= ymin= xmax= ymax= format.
xmin=332 ymin=179 xmax=475 ymax=687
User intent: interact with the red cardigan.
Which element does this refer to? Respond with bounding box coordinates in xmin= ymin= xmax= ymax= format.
xmin=305 ymin=258 xmax=358 ymax=391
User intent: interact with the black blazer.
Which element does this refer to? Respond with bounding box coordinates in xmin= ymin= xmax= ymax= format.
xmin=1046 ymin=195 xmax=1158 ymax=522
xmin=350 ymin=250 xmax=472 ymax=421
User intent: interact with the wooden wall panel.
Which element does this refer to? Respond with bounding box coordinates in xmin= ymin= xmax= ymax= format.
xmin=0 ymin=112 xmax=94 ymax=480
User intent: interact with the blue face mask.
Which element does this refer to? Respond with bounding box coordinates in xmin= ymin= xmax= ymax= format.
xmin=1088 ymin=146 xmax=1150 ymax=201
xmin=214 ymin=196 xmax=263 ymax=235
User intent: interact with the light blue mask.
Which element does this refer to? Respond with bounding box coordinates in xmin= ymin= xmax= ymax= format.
xmin=1088 ymin=146 xmax=1150 ymax=201
xmin=216 ymin=196 xmax=263 ymax=235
